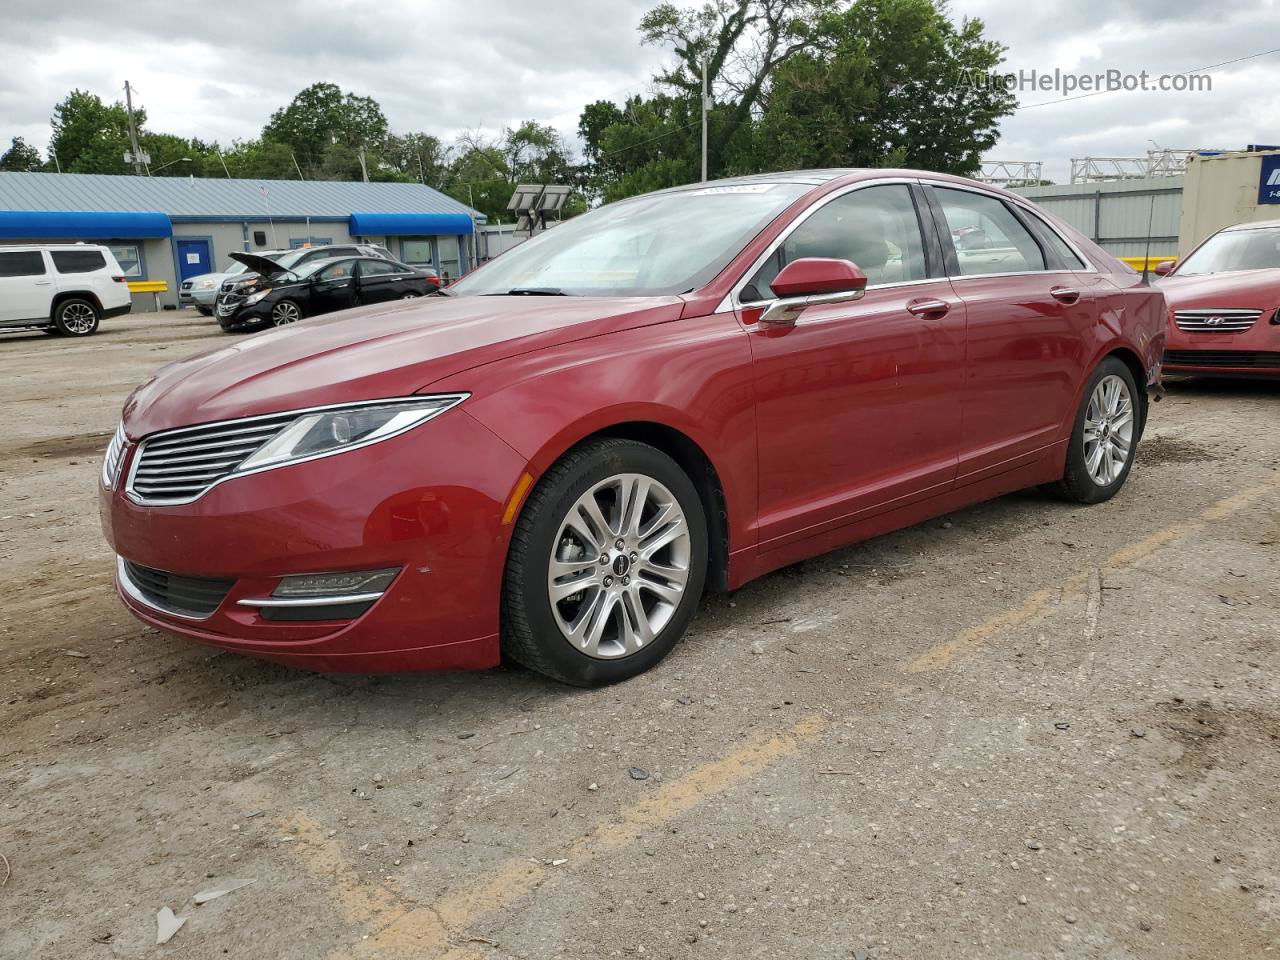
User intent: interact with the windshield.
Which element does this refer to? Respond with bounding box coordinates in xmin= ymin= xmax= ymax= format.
xmin=451 ymin=182 xmax=810 ymax=297
xmin=1177 ymin=226 xmax=1280 ymax=275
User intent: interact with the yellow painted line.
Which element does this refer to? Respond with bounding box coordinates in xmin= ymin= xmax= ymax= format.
xmin=313 ymin=714 xmax=826 ymax=959
xmin=905 ymin=477 xmax=1280 ymax=673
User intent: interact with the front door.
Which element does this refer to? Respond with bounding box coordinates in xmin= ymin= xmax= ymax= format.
xmin=175 ymin=238 xmax=212 ymax=282
xmin=309 ymin=259 xmax=358 ymax=315
xmin=743 ymin=183 xmax=965 ymax=550
xmin=926 ymin=186 xmax=1099 ymax=482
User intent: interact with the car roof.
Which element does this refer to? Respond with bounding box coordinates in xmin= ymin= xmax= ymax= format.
xmin=1222 ymin=219 xmax=1280 ymax=232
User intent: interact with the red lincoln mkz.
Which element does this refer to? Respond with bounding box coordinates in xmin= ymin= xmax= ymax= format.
xmin=100 ymin=170 xmax=1166 ymax=686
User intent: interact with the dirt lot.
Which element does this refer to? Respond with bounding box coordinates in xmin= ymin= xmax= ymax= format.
xmin=2 ymin=311 xmax=1279 ymax=960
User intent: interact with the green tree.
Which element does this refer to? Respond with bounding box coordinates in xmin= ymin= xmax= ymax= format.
xmin=49 ymin=89 xmax=139 ymax=174
xmin=262 ymin=82 xmax=390 ymax=175
xmin=0 ymin=136 xmax=43 ymax=171
xmin=752 ymin=0 xmax=1015 ymax=175
xmin=380 ymin=133 xmax=451 ymax=187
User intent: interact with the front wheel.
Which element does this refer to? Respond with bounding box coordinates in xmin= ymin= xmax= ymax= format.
xmin=502 ymin=438 xmax=708 ymax=686
xmin=1052 ymin=357 xmax=1141 ymax=504
xmin=53 ymin=298 xmax=100 ymax=336
xmin=270 ymin=300 xmax=303 ymax=326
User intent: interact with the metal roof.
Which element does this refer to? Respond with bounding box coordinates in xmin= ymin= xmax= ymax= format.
xmin=0 ymin=172 xmax=483 ymax=222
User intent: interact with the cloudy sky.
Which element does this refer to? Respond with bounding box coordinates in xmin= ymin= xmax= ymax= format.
xmin=1 ymin=0 xmax=1276 ymax=183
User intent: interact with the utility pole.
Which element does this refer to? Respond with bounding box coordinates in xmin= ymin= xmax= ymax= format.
xmin=214 ymin=146 xmax=232 ymax=179
xmin=700 ymin=59 xmax=709 ymax=182
xmin=358 ymin=145 xmax=370 ymax=183
xmin=290 ymin=151 xmax=305 ymax=180
xmin=123 ymin=80 xmax=145 ymax=175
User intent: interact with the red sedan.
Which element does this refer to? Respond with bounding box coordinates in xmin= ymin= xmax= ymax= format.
xmin=1157 ymin=219 xmax=1280 ymax=378
xmin=99 ymin=170 xmax=1166 ymax=686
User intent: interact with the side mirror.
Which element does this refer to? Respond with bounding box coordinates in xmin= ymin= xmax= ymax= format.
xmin=1153 ymin=260 xmax=1175 ymax=277
xmin=761 ymin=258 xmax=868 ymax=327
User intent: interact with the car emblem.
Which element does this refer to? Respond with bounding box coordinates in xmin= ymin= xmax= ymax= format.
xmin=1205 ymin=316 xmax=1224 ymax=325
xmin=612 ymin=555 xmax=631 ymax=577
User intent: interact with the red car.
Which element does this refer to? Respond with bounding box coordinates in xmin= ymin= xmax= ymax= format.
xmin=1157 ymin=219 xmax=1280 ymax=377
xmin=99 ymin=170 xmax=1166 ymax=686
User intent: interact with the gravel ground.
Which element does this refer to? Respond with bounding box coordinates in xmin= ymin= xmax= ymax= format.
xmin=2 ymin=311 xmax=1278 ymax=960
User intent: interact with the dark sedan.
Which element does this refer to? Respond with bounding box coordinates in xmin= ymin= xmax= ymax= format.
xmin=215 ymin=253 xmax=439 ymax=332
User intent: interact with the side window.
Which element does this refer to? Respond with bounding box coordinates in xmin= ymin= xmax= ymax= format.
xmin=0 ymin=250 xmax=46 ymax=277
xmin=742 ymin=185 xmax=928 ymax=302
xmin=358 ymin=259 xmax=397 ymax=277
xmin=317 ymin=261 xmax=354 ymax=281
xmin=52 ymin=250 xmax=107 ymax=274
xmin=1026 ymin=213 xmax=1087 ymax=270
xmin=934 ymin=188 xmax=1046 ymax=276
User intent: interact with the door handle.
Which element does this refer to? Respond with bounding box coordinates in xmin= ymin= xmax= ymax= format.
xmin=34 ymin=280 xmax=52 ymax=286
xmin=1050 ymin=286 xmax=1081 ymax=305
xmin=906 ymin=297 xmax=950 ymax=320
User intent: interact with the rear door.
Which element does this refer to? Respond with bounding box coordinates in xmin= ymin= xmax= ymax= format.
xmin=924 ymin=184 xmax=1098 ymax=483
xmin=0 ymin=250 xmax=53 ymax=324
xmin=354 ymin=258 xmax=412 ymax=305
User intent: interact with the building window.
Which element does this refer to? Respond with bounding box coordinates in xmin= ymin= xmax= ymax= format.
xmin=107 ymin=244 xmax=143 ymax=278
xmin=400 ymin=238 xmax=436 ymax=267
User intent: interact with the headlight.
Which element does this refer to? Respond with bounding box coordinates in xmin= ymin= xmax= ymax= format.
xmin=243 ymin=287 xmax=273 ymax=305
xmin=237 ymin=396 xmax=468 ymax=473
xmin=197 ymin=279 xmax=216 ymax=289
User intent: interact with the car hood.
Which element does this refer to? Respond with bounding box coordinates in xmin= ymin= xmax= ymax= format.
xmin=1158 ymin=269 xmax=1280 ymax=310
xmin=122 ymin=295 xmax=685 ymax=438
xmin=228 ymin=251 xmax=292 ymax=280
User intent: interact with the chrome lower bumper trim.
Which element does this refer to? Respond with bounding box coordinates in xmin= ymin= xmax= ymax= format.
xmin=236 ymin=592 xmax=385 ymax=608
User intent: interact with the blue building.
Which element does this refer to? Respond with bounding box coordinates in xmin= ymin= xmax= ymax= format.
xmin=0 ymin=172 xmax=483 ymax=310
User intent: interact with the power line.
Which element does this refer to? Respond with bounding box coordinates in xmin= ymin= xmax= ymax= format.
xmin=1018 ymin=47 xmax=1280 ymax=110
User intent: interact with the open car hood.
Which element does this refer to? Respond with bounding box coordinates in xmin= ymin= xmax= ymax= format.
xmin=228 ymin=251 xmax=291 ymax=279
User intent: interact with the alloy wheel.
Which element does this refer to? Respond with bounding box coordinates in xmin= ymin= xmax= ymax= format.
xmin=61 ymin=302 xmax=96 ymax=334
xmin=271 ymin=302 xmax=301 ymax=326
xmin=546 ymin=473 xmax=691 ymax=659
xmin=400 ymin=292 xmax=420 ymax=299
xmin=1083 ymin=374 xmax=1134 ymax=486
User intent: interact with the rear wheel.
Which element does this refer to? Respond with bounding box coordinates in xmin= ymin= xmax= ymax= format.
xmin=53 ymin=298 xmax=100 ymax=337
xmin=270 ymin=300 xmax=303 ymax=326
xmin=502 ymin=438 xmax=708 ymax=686
xmin=196 ymin=305 xmax=213 ymax=316
xmin=1052 ymin=357 xmax=1140 ymax=504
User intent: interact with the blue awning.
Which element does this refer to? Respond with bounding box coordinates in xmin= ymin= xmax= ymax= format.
xmin=0 ymin=210 xmax=173 ymax=239
xmin=349 ymin=212 xmax=474 ymax=237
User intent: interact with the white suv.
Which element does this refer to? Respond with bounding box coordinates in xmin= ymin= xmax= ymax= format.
xmin=0 ymin=244 xmax=133 ymax=337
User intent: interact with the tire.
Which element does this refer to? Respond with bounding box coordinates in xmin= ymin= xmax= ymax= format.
xmin=53 ymin=298 xmax=100 ymax=337
xmin=270 ymin=300 xmax=303 ymax=326
xmin=1051 ymin=357 xmax=1141 ymax=504
xmin=502 ymin=438 xmax=708 ymax=687
xmin=400 ymin=292 xmax=420 ymax=300
xmin=196 ymin=306 xmax=213 ymax=316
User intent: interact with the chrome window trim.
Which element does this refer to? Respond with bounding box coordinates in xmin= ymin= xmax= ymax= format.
xmin=116 ymin=555 xmax=218 ymax=622
xmin=920 ymin=178 xmax=1098 ymax=275
xmin=125 ymin=394 xmax=469 ymax=507
xmin=717 ymin=177 xmax=931 ymax=314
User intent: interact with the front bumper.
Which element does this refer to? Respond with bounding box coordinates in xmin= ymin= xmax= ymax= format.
xmin=1164 ymin=318 xmax=1280 ymax=377
xmin=101 ymin=409 xmax=526 ymax=672
xmin=179 ymin=286 xmax=219 ymax=308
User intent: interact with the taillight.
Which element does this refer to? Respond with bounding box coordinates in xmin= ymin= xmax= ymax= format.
xmin=112 ymin=275 xmax=128 ymax=283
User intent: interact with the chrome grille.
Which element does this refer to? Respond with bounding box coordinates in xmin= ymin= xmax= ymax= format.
xmin=1173 ymin=308 xmax=1262 ymax=333
xmin=101 ymin=423 xmax=126 ymax=489
xmin=128 ymin=413 xmax=296 ymax=503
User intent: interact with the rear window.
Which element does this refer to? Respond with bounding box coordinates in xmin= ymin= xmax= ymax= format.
xmin=52 ymin=250 xmax=107 ymax=274
xmin=0 ymin=250 xmax=45 ymax=277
